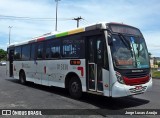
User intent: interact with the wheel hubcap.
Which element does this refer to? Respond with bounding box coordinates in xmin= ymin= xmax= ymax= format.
xmin=71 ymin=82 xmax=78 ymax=93
xmin=20 ymin=73 xmax=24 ymax=83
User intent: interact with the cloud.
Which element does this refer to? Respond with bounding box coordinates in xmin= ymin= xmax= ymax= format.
xmin=143 ymin=31 xmax=160 ymax=56
xmin=0 ymin=0 xmax=54 ymax=17
xmin=0 ymin=0 xmax=57 ymax=49
xmin=0 ymin=0 xmax=160 ymax=57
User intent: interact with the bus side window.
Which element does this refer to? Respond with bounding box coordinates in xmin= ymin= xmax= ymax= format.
xmin=97 ymin=40 xmax=103 ymax=63
xmin=96 ymin=38 xmax=109 ymax=69
xmin=45 ymin=41 xmax=51 ymax=59
xmin=14 ymin=46 xmax=21 ymax=60
xmin=88 ymin=39 xmax=95 ymax=62
xmin=62 ymin=35 xmax=84 ymax=58
xmin=30 ymin=43 xmax=36 ymax=60
xmin=22 ymin=44 xmax=30 ymax=60
xmin=37 ymin=43 xmax=44 ymax=59
xmin=50 ymin=40 xmax=61 ymax=59
xmin=96 ymin=36 xmax=109 ymax=69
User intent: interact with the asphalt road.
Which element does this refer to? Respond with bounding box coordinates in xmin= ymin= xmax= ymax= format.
xmin=0 ymin=66 xmax=160 ymax=118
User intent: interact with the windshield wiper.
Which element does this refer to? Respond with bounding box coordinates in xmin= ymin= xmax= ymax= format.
xmin=118 ymin=33 xmax=132 ymax=50
xmin=137 ymin=37 xmax=140 ymax=57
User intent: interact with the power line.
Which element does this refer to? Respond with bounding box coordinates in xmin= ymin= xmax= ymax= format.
xmin=0 ymin=15 xmax=88 ymax=27
xmin=0 ymin=14 xmax=73 ymax=21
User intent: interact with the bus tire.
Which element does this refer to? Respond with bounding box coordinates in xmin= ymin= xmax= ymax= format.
xmin=19 ymin=71 xmax=26 ymax=85
xmin=69 ymin=77 xmax=82 ymax=99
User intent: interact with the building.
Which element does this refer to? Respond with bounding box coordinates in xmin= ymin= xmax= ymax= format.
xmin=150 ymin=57 xmax=160 ymax=68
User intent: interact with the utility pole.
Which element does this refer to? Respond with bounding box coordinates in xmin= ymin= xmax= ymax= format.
xmin=55 ymin=0 xmax=61 ymax=31
xmin=73 ymin=16 xmax=83 ymax=28
xmin=8 ymin=26 xmax=13 ymax=45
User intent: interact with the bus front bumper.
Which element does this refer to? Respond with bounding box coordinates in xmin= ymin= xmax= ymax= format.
xmin=111 ymin=78 xmax=152 ymax=97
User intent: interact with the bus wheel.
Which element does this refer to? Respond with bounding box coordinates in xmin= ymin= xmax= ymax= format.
xmin=19 ymin=71 xmax=26 ymax=85
xmin=69 ymin=77 xmax=82 ymax=99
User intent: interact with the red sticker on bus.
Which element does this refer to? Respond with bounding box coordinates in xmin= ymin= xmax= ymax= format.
xmin=77 ymin=67 xmax=84 ymax=77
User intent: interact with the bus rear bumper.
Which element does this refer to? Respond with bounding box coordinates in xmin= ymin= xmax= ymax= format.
xmin=111 ymin=78 xmax=152 ymax=97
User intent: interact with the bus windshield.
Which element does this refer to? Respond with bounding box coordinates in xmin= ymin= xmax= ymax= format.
xmin=110 ymin=34 xmax=150 ymax=69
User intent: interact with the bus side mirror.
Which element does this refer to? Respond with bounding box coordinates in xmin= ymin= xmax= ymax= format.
xmin=108 ymin=35 xmax=113 ymax=45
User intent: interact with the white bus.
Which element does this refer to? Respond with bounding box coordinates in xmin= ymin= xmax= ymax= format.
xmin=7 ymin=22 xmax=152 ymax=99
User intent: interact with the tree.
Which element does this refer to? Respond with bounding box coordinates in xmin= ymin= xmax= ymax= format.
xmin=158 ymin=62 xmax=160 ymax=67
xmin=0 ymin=49 xmax=7 ymax=61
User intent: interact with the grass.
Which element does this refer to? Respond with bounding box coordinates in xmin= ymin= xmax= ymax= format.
xmin=152 ymin=69 xmax=160 ymax=78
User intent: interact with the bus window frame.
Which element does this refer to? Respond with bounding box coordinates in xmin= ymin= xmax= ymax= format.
xmin=21 ymin=44 xmax=31 ymax=61
xmin=43 ymin=33 xmax=86 ymax=60
xmin=83 ymin=29 xmax=109 ymax=69
xmin=45 ymin=38 xmax=62 ymax=60
xmin=14 ymin=46 xmax=22 ymax=61
xmin=36 ymin=42 xmax=45 ymax=60
xmin=30 ymin=43 xmax=36 ymax=61
xmin=61 ymin=34 xmax=85 ymax=59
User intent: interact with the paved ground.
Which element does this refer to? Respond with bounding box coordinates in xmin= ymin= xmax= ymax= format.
xmin=0 ymin=66 xmax=160 ymax=118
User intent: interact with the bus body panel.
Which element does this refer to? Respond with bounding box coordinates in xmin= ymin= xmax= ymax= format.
xmin=112 ymin=77 xmax=152 ymax=97
xmin=6 ymin=61 xmax=9 ymax=76
xmin=27 ymin=61 xmax=37 ymax=83
xmin=13 ymin=59 xmax=87 ymax=92
xmin=13 ymin=61 xmax=21 ymax=79
xmin=102 ymin=69 xmax=110 ymax=96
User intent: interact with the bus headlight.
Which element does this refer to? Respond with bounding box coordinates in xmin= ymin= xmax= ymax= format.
xmin=116 ymin=72 xmax=124 ymax=84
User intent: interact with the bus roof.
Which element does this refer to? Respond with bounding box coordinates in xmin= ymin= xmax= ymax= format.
xmin=8 ymin=22 xmax=138 ymax=48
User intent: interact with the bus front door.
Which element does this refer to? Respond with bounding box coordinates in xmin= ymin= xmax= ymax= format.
xmin=87 ymin=35 xmax=104 ymax=92
xmin=9 ymin=49 xmax=14 ymax=77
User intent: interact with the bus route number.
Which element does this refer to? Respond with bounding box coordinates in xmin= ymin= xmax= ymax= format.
xmin=57 ymin=64 xmax=68 ymax=70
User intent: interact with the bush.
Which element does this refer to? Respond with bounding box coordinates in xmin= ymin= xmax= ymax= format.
xmin=152 ymin=70 xmax=160 ymax=78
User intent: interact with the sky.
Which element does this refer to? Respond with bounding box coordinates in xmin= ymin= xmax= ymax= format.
xmin=0 ymin=0 xmax=160 ymax=57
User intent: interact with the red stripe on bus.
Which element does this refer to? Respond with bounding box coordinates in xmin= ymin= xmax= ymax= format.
xmin=123 ymin=75 xmax=149 ymax=85
xmin=37 ymin=37 xmax=45 ymax=42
